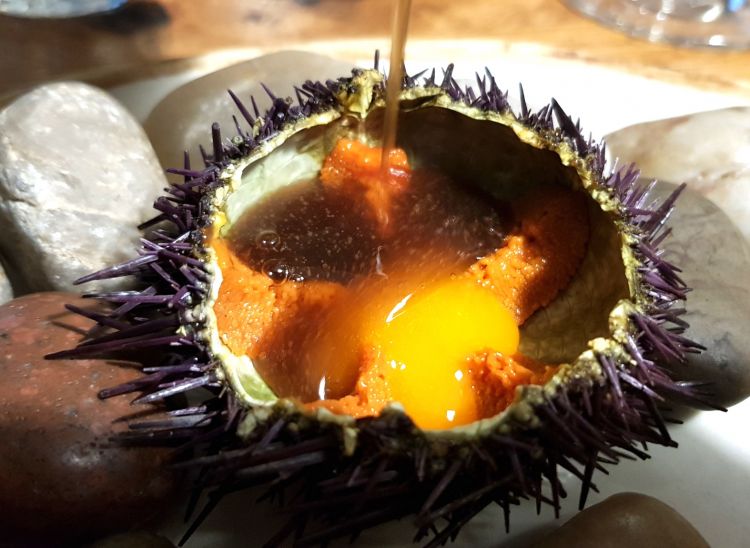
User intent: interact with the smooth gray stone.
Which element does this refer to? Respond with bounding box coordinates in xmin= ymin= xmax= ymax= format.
xmin=656 ymin=182 xmax=750 ymax=406
xmin=0 ymin=82 xmax=167 ymax=293
xmin=606 ymin=108 xmax=750 ymax=244
xmin=143 ymin=50 xmax=354 ymax=170
xmin=0 ymin=261 xmax=10 ymax=305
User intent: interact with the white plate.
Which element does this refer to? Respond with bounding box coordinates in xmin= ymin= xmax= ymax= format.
xmin=111 ymin=43 xmax=750 ymax=548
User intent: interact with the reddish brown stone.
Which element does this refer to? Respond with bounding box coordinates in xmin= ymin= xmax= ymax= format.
xmin=0 ymin=292 xmax=178 ymax=546
xmin=88 ymin=531 xmax=176 ymax=548
xmin=533 ymin=492 xmax=709 ymax=548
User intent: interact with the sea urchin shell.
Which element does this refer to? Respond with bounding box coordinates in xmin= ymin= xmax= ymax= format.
xmin=52 ymin=62 xmax=715 ymax=546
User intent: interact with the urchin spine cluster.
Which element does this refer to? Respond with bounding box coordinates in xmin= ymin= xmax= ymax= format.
xmin=49 ymin=61 xmax=719 ymax=546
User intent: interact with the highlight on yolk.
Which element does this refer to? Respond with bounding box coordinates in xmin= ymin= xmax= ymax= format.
xmin=371 ymin=277 xmax=519 ymax=429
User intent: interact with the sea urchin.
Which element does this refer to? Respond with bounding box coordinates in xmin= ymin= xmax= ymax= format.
xmin=52 ymin=63 xmax=713 ymax=546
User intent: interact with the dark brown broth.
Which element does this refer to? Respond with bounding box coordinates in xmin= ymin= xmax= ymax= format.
xmin=226 ymin=169 xmax=511 ymax=283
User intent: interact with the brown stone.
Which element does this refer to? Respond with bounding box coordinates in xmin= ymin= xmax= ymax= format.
xmin=88 ymin=531 xmax=175 ymax=548
xmin=0 ymin=292 xmax=178 ymax=547
xmin=532 ymin=492 xmax=709 ymax=548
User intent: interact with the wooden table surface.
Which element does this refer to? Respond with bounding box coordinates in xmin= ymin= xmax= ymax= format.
xmin=2 ymin=0 xmax=749 ymax=101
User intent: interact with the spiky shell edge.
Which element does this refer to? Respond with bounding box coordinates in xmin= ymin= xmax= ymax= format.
xmin=51 ymin=63 xmax=715 ymax=546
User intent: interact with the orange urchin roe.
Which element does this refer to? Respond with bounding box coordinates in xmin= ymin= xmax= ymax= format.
xmin=469 ymin=352 xmax=558 ymax=418
xmin=311 ymin=350 xmax=557 ymax=425
xmin=320 ymin=138 xmax=411 ymax=236
xmin=307 ymin=346 xmax=392 ymax=419
xmin=211 ymin=237 xmax=348 ymax=399
xmin=468 ymin=185 xmax=590 ymax=325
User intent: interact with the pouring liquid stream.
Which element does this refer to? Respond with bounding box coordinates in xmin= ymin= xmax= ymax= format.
xmin=380 ymin=0 xmax=413 ymax=177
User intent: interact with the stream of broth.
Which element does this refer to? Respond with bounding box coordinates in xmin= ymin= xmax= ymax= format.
xmin=380 ymin=0 xmax=412 ymax=174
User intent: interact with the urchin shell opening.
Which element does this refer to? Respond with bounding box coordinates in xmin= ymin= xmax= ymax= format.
xmin=200 ymin=85 xmax=632 ymax=435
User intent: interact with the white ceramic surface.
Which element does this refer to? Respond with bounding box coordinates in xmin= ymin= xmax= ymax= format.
xmin=111 ymin=45 xmax=750 ymax=548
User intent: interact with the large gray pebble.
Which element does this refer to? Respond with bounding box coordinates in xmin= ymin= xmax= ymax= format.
xmin=0 ymin=82 xmax=167 ymax=293
xmin=606 ymin=108 xmax=750 ymax=243
xmin=656 ymin=182 xmax=750 ymax=406
xmin=144 ymin=50 xmax=354 ymax=170
xmin=0 ymin=261 xmax=10 ymax=305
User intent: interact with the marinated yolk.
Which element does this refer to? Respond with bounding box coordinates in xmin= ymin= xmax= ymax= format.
xmin=370 ymin=277 xmax=519 ymax=429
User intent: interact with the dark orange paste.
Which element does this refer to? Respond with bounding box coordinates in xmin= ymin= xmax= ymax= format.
xmin=468 ymin=185 xmax=590 ymax=325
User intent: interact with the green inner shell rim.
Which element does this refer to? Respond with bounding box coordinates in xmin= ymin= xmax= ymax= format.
xmin=199 ymin=78 xmax=639 ymax=436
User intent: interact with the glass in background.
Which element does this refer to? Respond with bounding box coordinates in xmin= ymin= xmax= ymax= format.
xmin=0 ymin=0 xmax=126 ymax=17
xmin=563 ymin=0 xmax=750 ymax=48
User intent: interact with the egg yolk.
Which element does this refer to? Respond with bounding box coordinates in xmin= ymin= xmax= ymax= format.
xmin=370 ymin=277 xmax=519 ymax=429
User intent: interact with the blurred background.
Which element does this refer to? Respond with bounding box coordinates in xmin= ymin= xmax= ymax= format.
xmin=2 ymin=0 xmax=750 ymax=103
xmin=1 ymin=2 xmax=750 ymax=547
